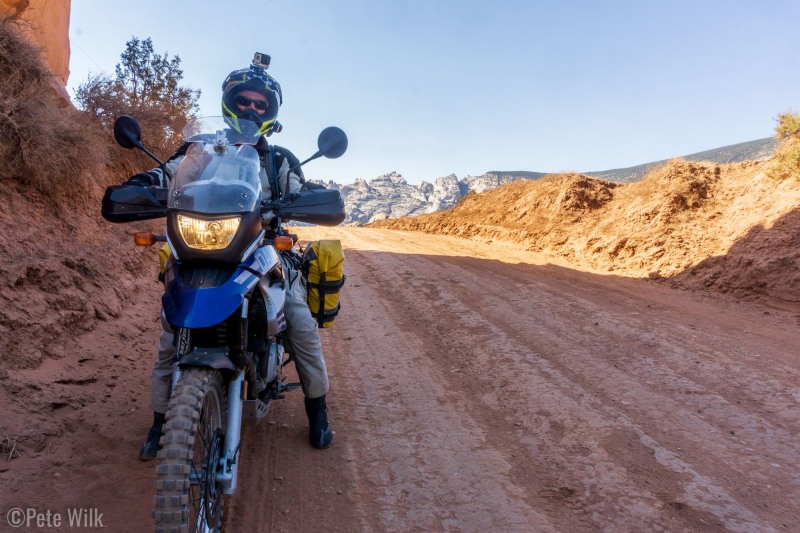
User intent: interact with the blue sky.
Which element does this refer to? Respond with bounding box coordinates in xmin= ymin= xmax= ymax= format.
xmin=68 ymin=0 xmax=800 ymax=185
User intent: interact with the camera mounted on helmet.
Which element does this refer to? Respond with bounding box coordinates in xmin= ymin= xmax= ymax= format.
xmin=252 ymin=52 xmax=271 ymax=71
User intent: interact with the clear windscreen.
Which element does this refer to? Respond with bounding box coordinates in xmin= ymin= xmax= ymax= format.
xmin=168 ymin=141 xmax=261 ymax=214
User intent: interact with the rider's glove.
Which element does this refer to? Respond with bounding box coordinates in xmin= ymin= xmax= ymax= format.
xmin=124 ymin=174 xmax=151 ymax=187
xmin=125 ymin=168 xmax=172 ymax=188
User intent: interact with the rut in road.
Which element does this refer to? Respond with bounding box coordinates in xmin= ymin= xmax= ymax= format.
xmin=272 ymin=227 xmax=799 ymax=533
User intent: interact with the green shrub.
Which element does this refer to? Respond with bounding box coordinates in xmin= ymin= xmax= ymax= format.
xmin=75 ymin=36 xmax=200 ymax=177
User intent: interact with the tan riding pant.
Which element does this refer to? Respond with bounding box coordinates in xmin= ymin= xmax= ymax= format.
xmin=149 ymin=258 xmax=330 ymax=413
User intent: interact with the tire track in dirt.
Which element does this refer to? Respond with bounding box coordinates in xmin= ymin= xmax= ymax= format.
xmin=224 ymin=352 xmax=364 ymax=532
xmin=423 ymin=254 xmax=795 ymax=531
xmin=341 ymin=245 xmax=700 ymax=531
xmin=298 ymin=227 xmax=799 ymax=532
xmin=324 ymin=250 xmax=558 ymax=532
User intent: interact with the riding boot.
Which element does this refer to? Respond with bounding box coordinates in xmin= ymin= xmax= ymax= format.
xmin=304 ymin=395 xmax=333 ymax=449
xmin=139 ymin=411 xmax=166 ymax=461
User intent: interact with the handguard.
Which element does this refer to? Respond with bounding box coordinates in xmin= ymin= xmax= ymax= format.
xmin=262 ymin=189 xmax=346 ymax=226
xmin=101 ymin=184 xmax=168 ymax=223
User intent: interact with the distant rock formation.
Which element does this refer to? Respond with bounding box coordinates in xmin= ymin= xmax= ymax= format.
xmin=1 ymin=0 xmax=71 ymax=101
xmin=310 ymin=172 xmax=521 ymax=225
xmin=308 ymin=137 xmax=779 ymax=225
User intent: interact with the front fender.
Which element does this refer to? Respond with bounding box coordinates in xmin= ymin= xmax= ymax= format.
xmin=162 ymin=263 xmax=259 ymax=328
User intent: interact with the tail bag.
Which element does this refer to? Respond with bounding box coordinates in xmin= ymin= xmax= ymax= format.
xmin=301 ymin=240 xmax=346 ymax=328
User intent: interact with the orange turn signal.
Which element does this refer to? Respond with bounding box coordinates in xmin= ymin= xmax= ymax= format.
xmin=274 ymin=235 xmax=294 ymax=251
xmin=133 ymin=232 xmax=157 ymax=246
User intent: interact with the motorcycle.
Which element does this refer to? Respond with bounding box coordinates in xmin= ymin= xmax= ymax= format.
xmin=101 ymin=115 xmax=347 ymax=532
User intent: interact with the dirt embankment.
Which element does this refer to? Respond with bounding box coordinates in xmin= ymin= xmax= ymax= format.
xmin=374 ymin=158 xmax=800 ymax=310
xmin=0 ymin=182 xmax=159 ymax=371
xmin=0 ymin=177 xmax=164 ymax=502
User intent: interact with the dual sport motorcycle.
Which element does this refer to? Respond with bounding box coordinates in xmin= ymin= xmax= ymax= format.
xmin=102 ymin=115 xmax=347 ymax=532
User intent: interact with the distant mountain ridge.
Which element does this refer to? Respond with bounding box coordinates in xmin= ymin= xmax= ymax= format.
xmin=317 ymin=137 xmax=779 ymax=225
xmin=583 ymin=137 xmax=777 ymax=182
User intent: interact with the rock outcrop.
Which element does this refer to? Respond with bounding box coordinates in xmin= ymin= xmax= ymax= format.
xmin=340 ymin=172 xmax=430 ymax=224
xmin=1 ymin=0 xmax=71 ymax=101
xmin=310 ymin=172 xmax=520 ymax=225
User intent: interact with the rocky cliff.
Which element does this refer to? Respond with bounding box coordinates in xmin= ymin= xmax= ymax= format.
xmin=1 ymin=0 xmax=71 ymax=100
xmin=312 ymin=172 xmax=520 ymax=225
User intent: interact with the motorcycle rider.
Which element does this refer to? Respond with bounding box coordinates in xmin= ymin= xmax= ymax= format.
xmin=130 ymin=60 xmax=334 ymax=459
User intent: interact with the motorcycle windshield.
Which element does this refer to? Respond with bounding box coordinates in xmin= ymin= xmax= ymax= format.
xmin=169 ymin=117 xmax=262 ymax=214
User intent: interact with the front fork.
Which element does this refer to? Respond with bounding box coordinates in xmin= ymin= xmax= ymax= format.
xmin=170 ymin=366 xmax=246 ymax=495
xmin=218 ymin=370 xmax=246 ymax=495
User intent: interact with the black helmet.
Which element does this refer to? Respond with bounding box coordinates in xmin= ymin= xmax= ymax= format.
xmin=221 ymin=67 xmax=283 ymax=136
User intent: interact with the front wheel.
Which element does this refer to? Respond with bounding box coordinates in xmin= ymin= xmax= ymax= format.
xmin=153 ymin=368 xmax=227 ymax=533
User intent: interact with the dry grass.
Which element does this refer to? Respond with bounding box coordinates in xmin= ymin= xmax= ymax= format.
xmin=0 ymin=425 xmax=20 ymax=461
xmin=0 ymin=18 xmax=107 ymax=200
xmin=767 ymin=111 xmax=800 ymax=182
xmin=768 ymin=138 xmax=800 ymax=181
xmin=775 ymin=110 xmax=800 ymax=140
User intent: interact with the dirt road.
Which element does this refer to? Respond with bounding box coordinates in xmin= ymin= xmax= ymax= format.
xmin=3 ymin=227 xmax=799 ymax=532
xmin=230 ymin=227 xmax=800 ymax=532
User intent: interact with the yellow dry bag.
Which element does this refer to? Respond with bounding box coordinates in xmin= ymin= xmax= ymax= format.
xmin=301 ymin=240 xmax=346 ymax=328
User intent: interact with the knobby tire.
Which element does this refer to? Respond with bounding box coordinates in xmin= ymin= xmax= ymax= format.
xmin=153 ymin=368 xmax=227 ymax=533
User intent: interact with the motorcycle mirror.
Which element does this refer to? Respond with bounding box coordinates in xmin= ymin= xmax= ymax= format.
xmin=317 ymin=126 xmax=348 ymax=159
xmin=114 ymin=115 xmax=142 ymax=150
xmin=112 ymin=115 xmax=165 ymax=167
xmin=288 ymin=127 xmax=348 ymax=173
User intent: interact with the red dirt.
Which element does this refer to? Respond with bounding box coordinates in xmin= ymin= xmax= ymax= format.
xmin=1 ymin=156 xmax=799 ymax=531
xmin=375 ymin=159 xmax=800 ymax=310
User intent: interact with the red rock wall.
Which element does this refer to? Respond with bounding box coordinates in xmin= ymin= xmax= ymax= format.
xmin=1 ymin=0 xmax=71 ymax=99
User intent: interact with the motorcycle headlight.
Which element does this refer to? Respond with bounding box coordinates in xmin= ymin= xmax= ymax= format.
xmin=177 ymin=214 xmax=241 ymax=250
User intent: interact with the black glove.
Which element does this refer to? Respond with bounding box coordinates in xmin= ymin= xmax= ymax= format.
xmin=261 ymin=199 xmax=281 ymax=213
xmin=304 ymin=181 xmax=327 ymax=191
xmin=125 ymin=174 xmax=151 ymax=187
xmin=125 ymin=168 xmax=171 ymax=188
